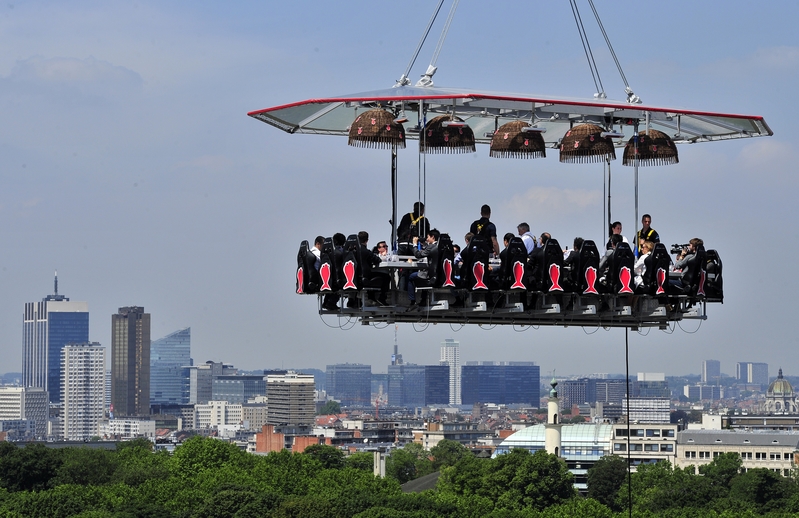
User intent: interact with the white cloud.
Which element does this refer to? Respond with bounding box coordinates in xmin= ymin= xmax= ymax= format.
xmin=507 ymin=186 xmax=601 ymax=221
xmin=6 ymin=56 xmax=142 ymax=96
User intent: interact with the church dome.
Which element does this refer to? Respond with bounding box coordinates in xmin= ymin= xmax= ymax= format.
xmin=768 ymin=369 xmax=793 ymax=396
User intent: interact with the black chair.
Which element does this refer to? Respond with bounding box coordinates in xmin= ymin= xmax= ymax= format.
xmin=609 ymin=242 xmax=635 ymax=294
xmin=539 ymin=239 xmax=563 ymax=293
xmin=575 ymin=240 xmax=600 ymax=295
xmin=295 ymin=240 xmax=320 ymax=294
xmin=705 ymin=249 xmax=724 ymax=302
xmin=671 ymin=245 xmax=707 ymax=297
xmin=650 ymin=243 xmax=671 ymax=296
xmin=502 ymin=236 xmax=530 ymax=290
xmin=318 ymin=237 xmax=338 ymax=292
xmin=461 ymin=234 xmax=491 ymax=291
xmin=341 ymin=234 xmax=361 ymax=291
xmin=436 ymin=233 xmax=456 ymax=288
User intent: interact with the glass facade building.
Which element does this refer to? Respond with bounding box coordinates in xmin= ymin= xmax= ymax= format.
xmin=23 ymin=287 xmax=89 ymax=405
xmin=111 ymin=307 xmax=151 ymax=417
xmin=461 ymin=362 xmax=540 ymax=406
xmin=387 ymin=364 xmax=449 ymax=408
xmin=212 ymin=375 xmax=267 ymax=404
xmin=150 ymin=328 xmax=191 ymax=405
xmin=326 ymin=364 xmax=372 ymax=407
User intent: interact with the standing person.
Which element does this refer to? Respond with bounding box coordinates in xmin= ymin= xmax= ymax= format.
xmin=636 ymin=214 xmax=660 ymax=255
xmin=517 ymin=222 xmax=536 ymax=254
xmin=470 ymin=204 xmax=500 ymax=256
xmin=396 ymin=202 xmax=430 ymax=256
xmin=605 ymin=221 xmax=628 ymax=250
xmin=407 ymin=229 xmax=440 ymax=308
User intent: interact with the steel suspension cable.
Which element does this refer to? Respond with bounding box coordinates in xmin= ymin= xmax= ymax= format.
xmin=569 ymin=0 xmax=605 ymax=96
xmin=396 ymin=0 xmax=445 ymax=86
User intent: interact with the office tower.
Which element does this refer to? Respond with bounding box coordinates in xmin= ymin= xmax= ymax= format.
xmin=0 ymin=386 xmax=48 ymax=438
xmin=439 ymin=339 xmax=461 ymax=405
xmin=736 ymin=362 xmax=769 ymax=386
xmin=560 ymin=378 xmax=595 ymax=409
xmin=22 ymin=274 xmax=89 ymax=404
xmin=326 ymin=364 xmax=372 ymax=407
xmin=266 ymin=371 xmax=315 ymax=429
xmin=188 ymin=361 xmax=237 ymax=405
xmin=595 ymin=379 xmax=627 ymax=405
xmin=111 ymin=306 xmax=151 ymax=416
xmin=460 ymin=362 xmax=540 ymax=406
xmin=387 ymin=364 xmax=449 ymax=408
xmin=634 ymin=373 xmax=669 ymax=398
xmin=390 ymin=324 xmax=403 ymax=366
xmin=212 ymin=375 xmax=267 ymax=404
xmin=61 ymin=343 xmax=105 ymax=440
xmin=702 ymin=360 xmax=721 ymax=384
xmin=150 ymin=328 xmax=191 ymax=405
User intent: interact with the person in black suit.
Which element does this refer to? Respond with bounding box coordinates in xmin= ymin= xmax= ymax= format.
xmin=407 ymin=229 xmax=440 ymax=307
xmin=358 ymin=231 xmax=390 ymax=305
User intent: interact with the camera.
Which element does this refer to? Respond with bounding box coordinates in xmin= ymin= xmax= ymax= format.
xmin=670 ymin=243 xmax=689 ymax=255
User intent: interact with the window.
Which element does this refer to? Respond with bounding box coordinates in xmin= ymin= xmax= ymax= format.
xmin=713 ymin=452 xmax=720 ymax=458
xmin=660 ymin=444 xmax=673 ymax=452
xmin=699 ymin=451 xmax=711 ymax=459
xmin=741 ymin=452 xmax=752 ymax=460
xmin=785 ymin=453 xmax=792 ymax=460
xmin=662 ymin=429 xmax=675 ymax=437
xmin=646 ymin=429 xmax=660 ymax=437
xmin=756 ymin=452 xmax=767 ymax=460
xmin=614 ymin=443 xmax=626 ymax=451
xmin=770 ymin=453 xmax=781 ymax=461
xmin=685 ymin=451 xmax=696 ymax=458
xmin=644 ymin=444 xmax=659 ymax=452
xmin=630 ymin=444 xmax=643 ymax=452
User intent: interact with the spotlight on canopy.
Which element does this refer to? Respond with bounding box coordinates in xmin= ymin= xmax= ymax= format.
xmin=489 ymin=121 xmax=546 ymax=159
xmin=559 ymin=123 xmax=617 ymax=164
xmin=420 ymin=115 xmax=476 ymax=154
xmin=622 ymin=129 xmax=679 ymax=167
xmin=347 ymin=109 xmax=406 ymax=149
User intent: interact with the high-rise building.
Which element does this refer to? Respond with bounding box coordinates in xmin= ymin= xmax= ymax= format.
xmin=388 ymin=364 xmax=449 ymax=408
xmin=634 ymin=373 xmax=669 ymax=398
xmin=22 ymin=274 xmax=89 ymax=404
xmin=595 ymin=379 xmax=627 ymax=405
xmin=266 ymin=371 xmax=315 ymax=430
xmin=440 ymin=339 xmax=461 ymax=405
xmin=0 ymin=386 xmax=49 ymax=438
xmin=737 ymin=362 xmax=769 ymax=386
xmin=212 ymin=375 xmax=267 ymax=404
xmin=187 ymin=361 xmax=237 ymax=405
xmin=461 ymin=362 xmax=540 ymax=406
xmin=111 ymin=306 xmax=151 ymax=416
xmin=61 ymin=343 xmax=105 ymax=440
xmin=560 ymin=378 xmax=596 ymax=409
xmin=326 ymin=364 xmax=372 ymax=407
xmin=702 ymin=360 xmax=721 ymax=384
xmin=150 ymin=328 xmax=191 ymax=406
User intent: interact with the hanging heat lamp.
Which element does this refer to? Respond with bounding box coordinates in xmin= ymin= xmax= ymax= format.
xmin=558 ymin=123 xmax=616 ymax=163
xmin=489 ymin=120 xmax=546 ymax=159
xmin=419 ymin=115 xmax=476 ymax=154
xmin=347 ymin=108 xmax=406 ymax=149
xmin=622 ymin=129 xmax=679 ymax=166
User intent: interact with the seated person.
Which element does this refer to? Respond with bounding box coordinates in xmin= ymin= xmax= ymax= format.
xmin=669 ymin=238 xmax=703 ymax=289
xmin=407 ymin=228 xmax=440 ymax=307
xmin=358 ymin=231 xmax=390 ymax=306
xmin=634 ymin=240 xmax=654 ymax=288
xmin=564 ymin=237 xmax=584 ymax=267
xmin=599 ymin=234 xmax=623 ymax=286
xmin=374 ymin=240 xmax=389 ymax=261
xmin=492 ymin=232 xmax=515 ymax=288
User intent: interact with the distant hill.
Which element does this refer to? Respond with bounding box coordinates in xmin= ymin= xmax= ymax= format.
xmin=1 ymin=372 xmax=22 ymax=385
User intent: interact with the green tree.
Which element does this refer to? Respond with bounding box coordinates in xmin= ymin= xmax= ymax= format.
xmin=586 ymin=454 xmax=627 ymax=510
xmin=699 ymin=451 xmax=742 ymax=491
xmin=0 ymin=443 xmax=63 ymax=492
xmin=170 ymin=436 xmax=253 ymax=479
xmin=303 ymin=444 xmax=345 ymax=470
xmin=430 ymin=440 xmax=469 ymax=470
xmin=386 ymin=444 xmax=433 ymax=484
xmin=318 ymin=401 xmax=341 ymax=415
xmin=730 ymin=467 xmax=797 ymax=514
xmin=50 ymin=448 xmax=118 ymax=487
xmin=345 ymin=452 xmax=375 ymax=471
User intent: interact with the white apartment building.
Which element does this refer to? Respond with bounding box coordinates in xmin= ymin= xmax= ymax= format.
xmin=676 ymin=430 xmax=799 ymax=476
xmin=61 ymin=343 xmax=106 ymax=440
xmin=440 ymin=339 xmax=461 ymax=406
xmin=195 ymin=400 xmax=243 ymax=429
xmin=0 ymin=386 xmax=48 ymax=438
xmin=98 ymin=418 xmax=155 ymax=439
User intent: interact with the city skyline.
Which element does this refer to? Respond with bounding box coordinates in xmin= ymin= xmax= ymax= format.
xmin=1 ymin=1 xmax=798 ymax=376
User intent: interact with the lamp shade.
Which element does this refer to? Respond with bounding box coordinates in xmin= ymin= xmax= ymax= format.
xmin=559 ymin=123 xmax=616 ymax=163
xmin=622 ymin=129 xmax=679 ymax=166
xmin=489 ymin=121 xmax=546 ymax=159
xmin=347 ymin=109 xmax=406 ymax=149
xmin=419 ymin=115 xmax=476 ymax=154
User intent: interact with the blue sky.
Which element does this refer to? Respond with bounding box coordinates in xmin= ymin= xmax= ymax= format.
xmin=1 ymin=1 xmax=797 ymax=378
